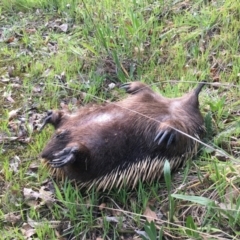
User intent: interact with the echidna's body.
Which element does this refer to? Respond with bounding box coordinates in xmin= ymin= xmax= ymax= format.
xmin=41 ymin=82 xmax=205 ymax=191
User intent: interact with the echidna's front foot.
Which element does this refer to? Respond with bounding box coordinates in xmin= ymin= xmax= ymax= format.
xmin=50 ymin=146 xmax=79 ymax=168
xmin=39 ymin=110 xmax=53 ymax=131
xmin=154 ymin=129 xmax=176 ymax=148
xmin=120 ymin=83 xmax=134 ymax=92
xmin=40 ymin=110 xmax=65 ymax=130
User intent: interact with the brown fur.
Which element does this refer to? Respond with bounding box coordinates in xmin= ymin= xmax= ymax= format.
xmin=41 ymin=81 xmax=205 ymax=190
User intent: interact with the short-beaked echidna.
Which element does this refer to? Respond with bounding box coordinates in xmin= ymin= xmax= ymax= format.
xmin=41 ymin=81 xmax=205 ymax=191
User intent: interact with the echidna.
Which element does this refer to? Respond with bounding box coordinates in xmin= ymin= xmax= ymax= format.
xmin=40 ymin=81 xmax=205 ymax=191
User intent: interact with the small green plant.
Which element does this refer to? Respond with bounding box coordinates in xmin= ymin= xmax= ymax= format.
xmin=185 ymin=216 xmax=200 ymax=239
xmin=140 ymin=220 xmax=163 ymax=240
xmin=204 ymin=111 xmax=214 ymax=140
xmin=208 ymin=96 xmax=228 ymax=122
xmin=164 ymin=160 xmax=175 ymax=222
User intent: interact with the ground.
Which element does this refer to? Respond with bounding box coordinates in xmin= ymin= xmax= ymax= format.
xmin=0 ymin=0 xmax=240 ymax=239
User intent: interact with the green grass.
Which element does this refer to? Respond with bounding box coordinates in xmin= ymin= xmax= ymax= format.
xmin=0 ymin=0 xmax=239 ymax=239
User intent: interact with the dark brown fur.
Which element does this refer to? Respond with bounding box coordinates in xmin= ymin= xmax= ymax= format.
xmin=41 ymin=82 xmax=205 ymax=190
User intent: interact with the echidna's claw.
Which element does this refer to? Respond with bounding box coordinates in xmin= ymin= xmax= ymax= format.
xmin=51 ymin=154 xmax=75 ymax=168
xmin=50 ymin=146 xmax=78 ymax=168
xmin=154 ymin=130 xmax=164 ymax=142
xmin=154 ymin=130 xmax=175 ymax=148
xmin=156 ymin=131 xmax=169 ymax=145
xmin=166 ymin=132 xmax=175 ymax=148
xmin=39 ymin=110 xmax=53 ymax=131
xmin=120 ymin=83 xmax=131 ymax=92
xmin=120 ymin=82 xmax=152 ymax=95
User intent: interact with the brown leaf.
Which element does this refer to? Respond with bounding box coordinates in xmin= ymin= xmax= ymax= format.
xmin=5 ymin=36 xmax=15 ymax=43
xmin=8 ymin=66 xmax=15 ymax=77
xmin=10 ymin=83 xmax=21 ymax=88
xmin=225 ymin=187 xmax=239 ymax=203
xmin=23 ymin=188 xmax=40 ymax=200
xmin=213 ymin=76 xmax=220 ymax=82
xmin=133 ymin=45 xmax=144 ymax=56
xmin=39 ymin=186 xmax=54 ymax=207
xmin=1 ymin=76 xmax=10 ymax=82
xmin=28 ymin=160 xmax=40 ymax=170
xmin=25 ymin=28 xmax=36 ymax=34
xmin=105 ymin=216 xmax=119 ymax=223
xmin=42 ymin=68 xmax=52 ymax=77
xmin=0 ymin=136 xmax=18 ymax=143
xmin=27 ymin=215 xmax=43 ymax=228
xmin=4 ymin=213 xmax=21 ymax=224
xmin=8 ymin=108 xmax=21 ymax=120
xmin=21 ymin=223 xmax=36 ymax=238
xmin=25 ymin=199 xmax=39 ymax=208
xmin=99 ymin=203 xmax=106 ymax=211
xmin=143 ymin=206 xmax=157 ymax=222
xmin=3 ymin=91 xmax=15 ymax=103
xmin=212 ymin=82 xmax=221 ymax=89
xmin=214 ymin=152 xmax=229 ymax=161
xmin=32 ymin=85 xmax=41 ymax=93
xmin=9 ymin=155 xmax=21 ymax=172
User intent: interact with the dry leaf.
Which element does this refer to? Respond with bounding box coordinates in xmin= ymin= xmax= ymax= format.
xmin=39 ymin=186 xmax=54 ymax=207
xmin=1 ymin=76 xmax=10 ymax=82
xmin=105 ymin=216 xmax=119 ymax=223
xmin=5 ymin=36 xmax=15 ymax=43
xmin=21 ymin=223 xmax=36 ymax=238
xmin=27 ymin=215 xmax=61 ymax=229
xmin=9 ymin=155 xmax=21 ymax=172
xmin=99 ymin=203 xmax=106 ymax=211
xmin=25 ymin=28 xmax=36 ymax=34
xmin=59 ymin=23 xmax=68 ymax=32
xmin=10 ymin=83 xmax=21 ymax=88
xmin=42 ymin=68 xmax=52 ymax=77
xmin=0 ymin=136 xmax=18 ymax=143
xmin=225 ymin=187 xmax=239 ymax=203
xmin=143 ymin=206 xmax=157 ymax=222
xmin=8 ymin=108 xmax=21 ymax=120
xmin=29 ymin=160 xmax=40 ymax=170
xmin=23 ymin=188 xmax=39 ymax=200
xmin=32 ymin=85 xmax=41 ymax=93
xmin=60 ymin=71 xmax=66 ymax=81
xmin=212 ymin=82 xmax=221 ymax=89
xmin=108 ymin=83 xmax=116 ymax=89
xmin=214 ymin=152 xmax=229 ymax=161
xmin=8 ymin=66 xmax=15 ymax=77
xmin=26 ymin=199 xmax=39 ymax=208
xmin=3 ymin=91 xmax=15 ymax=103
xmin=4 ymin=213 xmax=21 ymax=224
xmin=27 ymin=215 xmax=45 ymax=228
xmin=134 ymin=45 xmax=144 ymax=56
